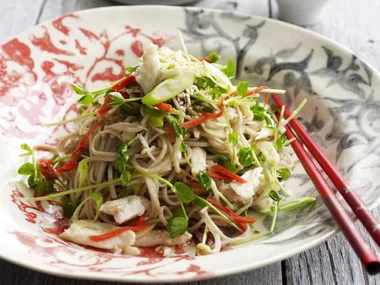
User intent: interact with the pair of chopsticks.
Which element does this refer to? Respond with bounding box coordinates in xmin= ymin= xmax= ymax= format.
xmin=272 ymin=94 xmax=380 ymax=275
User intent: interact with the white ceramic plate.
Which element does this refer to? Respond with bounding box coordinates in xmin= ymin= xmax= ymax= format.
xmin=1 ymin=6 xmax=380 ymax=283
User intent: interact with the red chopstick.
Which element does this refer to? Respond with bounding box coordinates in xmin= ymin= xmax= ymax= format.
xmin=273 ymin=94 xmax=380 ymax=249
xmin=273 ymin=98 xmax=380 ymax=274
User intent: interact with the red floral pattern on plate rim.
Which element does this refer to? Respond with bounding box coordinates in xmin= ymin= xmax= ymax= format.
xmin=0 ymin=13 xmax=213 ymax=279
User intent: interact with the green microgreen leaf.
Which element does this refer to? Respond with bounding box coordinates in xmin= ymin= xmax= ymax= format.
xmin=277 ymin=168 xmax=291 ymax=180
xmin=114 ymin=142 xmax=128 ymax=173
xmin=71 ymin=83 xmax=88 ymax=95
xmin=120 ymin=170 xmax=132 ymax=186
xmin=228 ymin=132 xmax=238 ymax=146
xmin=269 ymin=190 xmax=282 ymax=202
xmin=238 ymin=147 xmax=254 ymax=167
xmin=174 ymin=182 xmax=195 ymax=204
xmin=20 ymin=143 xmax=33 ymax=157
xmin=206 ymin=52 xmax=221 ymax=63
xmin=222 ymin=60 xmax=235 ymax=78
xmin=167 ymin=216 xmax=188 ymax=238
xmin=59 ymin=196 xmax=76 ymax=218
xmin=236 ymin=81 xmax=248 ymax=97
xmin=77 ymin=95 xmax=93 ymax=106
xmin=197 ymin=170 xmax=212 ymax=190
xmin=167 ymin=115 xmax=184 ymax=138
xmin=18 ymin=162 xmax=35 ymax=176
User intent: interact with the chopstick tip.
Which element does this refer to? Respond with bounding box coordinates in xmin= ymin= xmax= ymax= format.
xmin=367 ymin=261 xmax=380 ymax=275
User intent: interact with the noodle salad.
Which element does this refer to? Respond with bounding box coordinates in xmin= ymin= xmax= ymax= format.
xmin=18 ymin=44 xmax=315 ymax=256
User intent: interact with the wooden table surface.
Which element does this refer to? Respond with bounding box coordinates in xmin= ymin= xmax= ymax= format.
xmin=1 ymin=0 xmax=380 ymax=284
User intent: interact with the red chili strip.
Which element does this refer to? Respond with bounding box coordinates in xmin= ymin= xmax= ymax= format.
xmin=246 ymin=86 xmax=268 ymax=97
xmin=57 ymin=119 xmax=104 ymax=173
xmin=211 ymin=165 xmax=247 ymax=184
xmin=110 ymin=74 xmax=136 ymax=92
xmin=97 ymin=97 xmax=113 ymax=117
xmin=154 ymin=102 xmax=173 ymax=112
xmin=201 ymin=57 xmax=212 ymax=63
xmin=207 ymin=198 xmax=250 ymax=231
xmin=207 ymin=171 xmax=232 ymax=181
xmin=179 ymin=116 xmax=208 ymax=128
xmin=184 ymin=181 xmax=205 ymax=190
xmin=39 ymin=159 xmax=59 ymax=179
xmin=166 ymin=121 xmax=175 ymax=143
xmin=89 ymin=224 xmax=149 ymax=242
xmin=97 ymin=75 xmax=136 ymax=117
xmin=263 ymin=92 xmax=270 ymax=107
xmin=202 ymin=97 xmax=225 ymax=119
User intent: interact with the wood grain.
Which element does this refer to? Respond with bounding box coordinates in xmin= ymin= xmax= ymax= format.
xmin=272 ymin=0 xmax=380 ymax=284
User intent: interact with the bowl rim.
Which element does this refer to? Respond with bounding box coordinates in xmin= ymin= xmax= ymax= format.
xmin=0 ymin=5 xmax=378 ymax=283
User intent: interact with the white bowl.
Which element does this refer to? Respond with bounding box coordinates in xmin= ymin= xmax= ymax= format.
xmin=0 ymin=5 xmax=379 ymax=283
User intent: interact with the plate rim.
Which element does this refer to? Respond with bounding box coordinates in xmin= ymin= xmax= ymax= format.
xmin=0 ymin=5 xmax=378 ymax=283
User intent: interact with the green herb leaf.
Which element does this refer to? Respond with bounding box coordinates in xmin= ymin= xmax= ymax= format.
xmin=18 ymin=162 xmax=35 ymax=175
xmin=206 ymin=52 xmax=221 ymax=63
xmin=35 ymin=179 xmax=54 ymax=195
xmin=72 ymin=192 xmax=103 ymax=222
xmin=197 ymin=170 xmax=212 ymax=190
xmin=201 ymin=104 xmax=214 ymax=113
xmin=222 ymin=161 xmax=237 ymax=173
xmin=120 ymin=102 xmax=141 ymax=116
xmin=274 ymin=134 xmax=287 ymax=150
xmin=172 ymin=209 xmax=186 ymax=218
xmin=106 ymin=92 xmax=126 ymax=107
xmin=238 ymin=147 xmax=254 ymax=167
xmin=269 ymin=190 xmax=282 ymax=202
xmin=228 ymin=132 xmax=238 ymax=146
xmin=79 ymin=107 xmax=86 ymax=115
xmin=59 ymin=196 xmax=76 ymax=218
xmin=114 ymin=142 xmax=128 ymax=173
xmin=277 ymin=168 xmax=291 ymax=180
xmin=194 ymin=76 xmax=216 ymax=90
xmin=78 ymin=159 xmax=88 ymax=187
xmin=222 ymin=60 xmax=235 ymax=78
xmin=120 ymin=170 xmax=132 ymax=186
xmin=167 ymin=64 xmax=175 ymax=70
xmin=180 ymin=141 xmax=187 ymax=154
xmin=77 ymin=95 xmax=93 ymax=106
xmin=210 ymin=86 xmax=227 ymax=97
xmin=71 ymin=83 xmax=88 ymax=95
xmin=253 ymin=113 xmax=265 ymax=121
xmin=174 ymin=182 xmax=195 ymax=204
xmin=126 ymin=66 xmax=138 ymax=73
xmin=236 ymin=81 xmax=248 ymax=97
xmin=27 ymin=175 xmax=38 ymax=188
xmin=166 ymin=115 xmax=184 ymax=138
xmin=20 ymin=143 xmax=33 ymax=157
xmin=167 ymin=216 xmax=188 ymax=238
xmin=149 ymin=116 xmax=164 ymax=127
xmin=143 ymin=105 xmax=165 ymax=127
xmin=194 ymin=196 xmax=208 ymax=208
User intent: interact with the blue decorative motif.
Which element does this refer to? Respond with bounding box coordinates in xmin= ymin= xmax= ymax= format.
xmin=180 ymin=8 xmax=380 ymax=244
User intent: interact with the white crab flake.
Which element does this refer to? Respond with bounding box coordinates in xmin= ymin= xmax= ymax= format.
xmin=133 ymin=230 xmax=192 ymax=247
xmin=60 ymin=220 xmax=139 ymax=255
xmin=255 ymin=128 xmax=275 ymax=140
xmin=100 ymin=195 xmax=151 ymax=224
xmin=230 ymin=167 xmax=263 ymax=199
xmin=135 ymin=44 xmax=160 ymax=94
xmin=190 ymin=147 xmax=207 ymax=176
